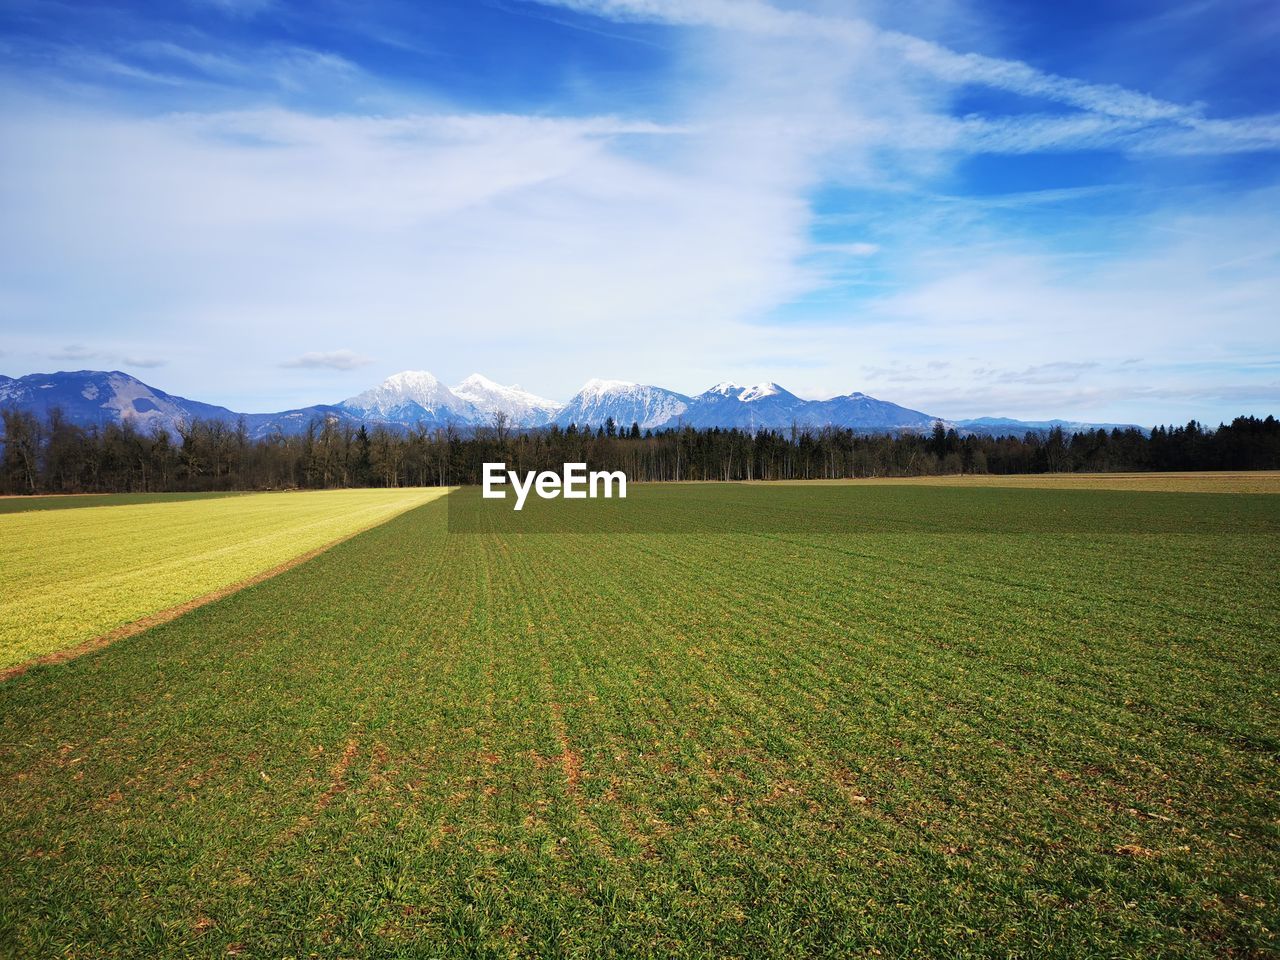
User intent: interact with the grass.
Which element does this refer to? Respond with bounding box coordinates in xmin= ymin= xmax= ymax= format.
xmin=0 ymin=488 xmax=446 ymax=670
xmin=831 ymin=471 xmax=1280 ymax=494
xmin=0 ymin=492 xmax=245 ymax=514
xmin=1 ymin=481 xmax=1277 ymax=957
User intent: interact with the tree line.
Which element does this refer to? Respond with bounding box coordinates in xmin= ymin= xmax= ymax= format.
xmin=1 ymin=407 xmax=1277 ymax=494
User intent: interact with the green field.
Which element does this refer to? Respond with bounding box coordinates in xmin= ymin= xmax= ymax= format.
xmin=0 ymin=488 xmax=446 ymax=670
xmin=838 ymin=471 xmax=1280 ymax=495
xmin=1 ymin=481 xmax=1278 ymax=957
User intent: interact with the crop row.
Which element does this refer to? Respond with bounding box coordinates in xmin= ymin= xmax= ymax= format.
xmin=1 ymin=483 xmax=1276 ymax=957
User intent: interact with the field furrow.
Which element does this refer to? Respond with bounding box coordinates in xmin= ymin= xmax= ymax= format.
xmin=1 ymin=482 xmax=1277 ymax=957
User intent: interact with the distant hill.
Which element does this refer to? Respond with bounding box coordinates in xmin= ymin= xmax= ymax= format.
xmin=953 ymin=417 xmax=1144 ymax=436
xmin=0 ymin=370 xmax=241 ymax=435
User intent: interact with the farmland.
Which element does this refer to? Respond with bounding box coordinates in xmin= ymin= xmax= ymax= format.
xmin=1 ymin=480 xmax=1278 ymax=957
xmin=835 ymin=471 xmax=1280 ymax=494
xmin=0 ymin=488 xmax=445 ymax=671
xmin=0 ymin=491 xmax=244 ymax=514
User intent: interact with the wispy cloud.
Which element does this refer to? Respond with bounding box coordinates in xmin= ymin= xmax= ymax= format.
xmin=52 ymin=38 xmax=368 ymax=98
xmin=534 ymin=0 xmax=1280 ymax=155
xmin=122 ymin=356 xmax=167 ymax=369
xmin=281 ymin=350 xmax=373 ymax=371
xmin=1003 ymin=361 xmax=1102 ymax=385
xmin=53 ymin=49 xmax=186 ymax=86
xmin=814 ymin=242 xmax=879 ymax=258
xmin=49 ymin=344 xmax=99 ymax=362
xmin=47 ymin=344 xmax=166 ymax=369
xmin=194 ymin=0 xmax=278 ymax=19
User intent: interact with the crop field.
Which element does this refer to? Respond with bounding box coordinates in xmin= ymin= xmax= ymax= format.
xmin=837 ymin=471 xmax=1280 ymax=495
xmin=0 ymin=488 xmax=445 ymax=671
xmin=0 ymin=492 xmax=244 ymax=514
xmin=1 ymin=481 xmax=1278 ymax=957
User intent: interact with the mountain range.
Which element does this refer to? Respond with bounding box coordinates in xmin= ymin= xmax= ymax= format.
xmin=0 ymin=370 xmax=1142 ymax=439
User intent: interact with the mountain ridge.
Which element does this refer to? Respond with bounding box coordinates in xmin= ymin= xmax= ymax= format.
xmin=451 ymin=374 xmax=559 ymax=428
xmin=0 ymin=369 xmax=1146 ymax=439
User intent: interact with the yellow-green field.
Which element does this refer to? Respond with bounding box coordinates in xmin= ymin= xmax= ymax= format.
xmin=0 ymin=488 xmax=447 ymax=670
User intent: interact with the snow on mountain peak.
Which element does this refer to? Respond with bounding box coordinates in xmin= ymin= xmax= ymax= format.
xmin=453 ymin=373 xmax=555 ymax=405
xmin=555 ymin=379 xmax=689 ymax=430
xmin=451 ymin=373 xmax=559 ymax=426
xmin=385 ymin=370 xmax=442 ymax=390
xmin=739 ymin=381 xmax=784 ymax=402
xmin=705 ymin=381 xmax=743 ymax=397
xmin=456 ymin=373 xmax=502 ymax=392
xmin=343 ymin=370 xmax=465 ymax=417
xmin=579 ymin=378 xmax=639 ymax=398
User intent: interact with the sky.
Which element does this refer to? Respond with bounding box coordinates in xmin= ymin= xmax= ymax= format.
xmin=0 ymin=0 xmax=1277 ymax=425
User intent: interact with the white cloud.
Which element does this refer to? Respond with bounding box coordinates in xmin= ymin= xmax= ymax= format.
xmin=779 ymin=194 xmax=1280 ymax=420
xmin=0 ymin=94 xmax=808 ymax=406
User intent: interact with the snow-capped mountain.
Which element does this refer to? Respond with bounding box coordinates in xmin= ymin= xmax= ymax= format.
xmin=339 ymin=370 xmax=561 ymax=429
xmin=0 ymin=369 xmax=1146 ymax=439
xmin=683 ymin=381 xmax=813 ymax=430
xmin=340 ymin=371 xmax=479 ymax=426
xmin=450 ymin=374 xmax=559 ymax=428
xmin=739 ymin=382 xmax=785 ymax=402
xmin=553 ymin=379 xmax=691 ymax=431
xmin=809 ymin=391 xmax=937 ymax=432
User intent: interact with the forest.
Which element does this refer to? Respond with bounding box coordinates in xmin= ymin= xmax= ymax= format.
xmin=1 ymin=407 xmax=1278 ymax=494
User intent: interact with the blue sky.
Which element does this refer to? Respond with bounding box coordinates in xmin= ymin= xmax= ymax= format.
xmin=0 ymin=0 xmax=1277 ymax=424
